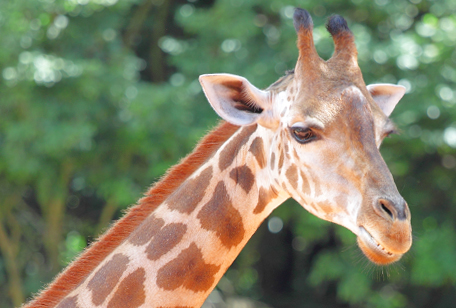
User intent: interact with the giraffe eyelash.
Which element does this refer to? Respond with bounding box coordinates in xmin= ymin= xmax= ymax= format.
xmin=233 ymin=90 xmax=264 ymax=114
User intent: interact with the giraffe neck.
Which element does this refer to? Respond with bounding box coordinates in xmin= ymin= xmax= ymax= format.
xmin=51 ymin=124 xmax=289 ymax=308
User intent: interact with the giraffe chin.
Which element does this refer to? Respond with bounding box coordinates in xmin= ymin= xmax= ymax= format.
xmin=357 ymin=227 xmax=403 ymax=265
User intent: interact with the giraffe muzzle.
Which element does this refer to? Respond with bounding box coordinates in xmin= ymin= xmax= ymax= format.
xmin=357 ymin=196 xmax=412 ymax=265
xmin=351 ymin=186 xmax=413 ymax=265
xmin=357 ymin=227 xmax=400 ymax=264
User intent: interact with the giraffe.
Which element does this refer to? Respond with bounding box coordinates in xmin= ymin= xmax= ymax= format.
xmin=23 ymin=8 xmax=412 ymax=308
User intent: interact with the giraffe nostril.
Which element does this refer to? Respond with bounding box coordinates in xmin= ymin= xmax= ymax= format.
xmin=375 ymin=198 xmax=399 ymax=221
xmin=375 ymin=198 xmax=408 ymax=221
xmin=380 ymin=201 xmax=394 ymax=219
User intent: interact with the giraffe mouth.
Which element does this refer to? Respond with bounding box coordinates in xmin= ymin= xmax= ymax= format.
xmin=357 ymin=227 xmax=402 ymax=265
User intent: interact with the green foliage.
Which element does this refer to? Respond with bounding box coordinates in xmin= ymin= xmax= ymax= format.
xmin=1 ymin=0 xmax=456 ymax=307
xmin=60 ymin=231 xmax=86 ymax=267
xmin=411 ymin=222 xmax=456 ymax=286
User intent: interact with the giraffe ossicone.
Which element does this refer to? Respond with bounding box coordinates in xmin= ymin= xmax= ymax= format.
xmin=24 ymin=8 xmax=412 ymax=308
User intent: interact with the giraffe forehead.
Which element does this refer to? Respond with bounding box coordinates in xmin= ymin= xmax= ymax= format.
xmin=284 ymin=85 xmax=381 ymax=135
xmin=273 ymin=69 xmax=375 ymax=127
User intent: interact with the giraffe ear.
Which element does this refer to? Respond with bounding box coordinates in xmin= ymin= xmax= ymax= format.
xmin=367 ymin=84 xmax=406 ymax=117
xmin=199 ymin=74 xmax=276 ymax=128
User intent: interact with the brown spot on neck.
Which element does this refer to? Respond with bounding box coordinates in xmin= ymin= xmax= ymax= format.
xmin=249 ymin=137 xmax=266 ymax=169
xmin=56 ymin=296 xmax=80 ymax=308
xmin=253 ymin=187 xmax=279 ymax=214
xmin=24 ymin=122 xmax=239 ymax=308
xmin=88 ymin=253 xmax=130 ymax=306
xmin=107 ymin=268 xmax=146 ymax=308
xmin=146 ymin=223 xmax=187 ymax=261
xmin=129 ymin=215 xmax=165 ymax=246
xmin=219 ymin=125 xmax=257 ymax=171
xmin=229 ymin=165 xmax=255 ymax=193
xmin=156 ymin=243 xmax=220 ymax=292
xmin=197 ymin=181 xmax=245 ymax=248
xmin=167 ymin=166 xmax=213 ymax=214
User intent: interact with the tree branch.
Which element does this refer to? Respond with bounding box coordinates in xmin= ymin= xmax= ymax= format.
xmin=149 ymin=0 xmax=175 ymax=82
xmin=95 ymin=199 xmax=119 ymax=237
xmin=0 ymin=217 xmax=24 ymax=306
xmin=124 ymin=0 xmax=156 ymax=49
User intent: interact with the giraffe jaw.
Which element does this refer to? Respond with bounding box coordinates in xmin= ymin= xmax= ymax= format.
xmin=357 ymin=227 xmax=403 ymax=265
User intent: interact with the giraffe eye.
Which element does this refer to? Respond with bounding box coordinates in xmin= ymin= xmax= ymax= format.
xmin=291 ymin=127 xmax=317 ymax=144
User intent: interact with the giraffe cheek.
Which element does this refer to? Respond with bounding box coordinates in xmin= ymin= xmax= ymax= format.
xmin=315 ymin=201 xmax=340 ymax=219
xmin=299 ymin=170 xmax=311 ymax=195
xmin=285 ymin=166 xmax=298 ymax=190
xmin=278 ymin=150 xmax=285 ymax=170
xmin=270 ymin=152 xmax=276 ymax=171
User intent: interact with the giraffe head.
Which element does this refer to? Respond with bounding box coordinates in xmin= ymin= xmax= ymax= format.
xmin=199 ymin=8 xmax=412 ymax=265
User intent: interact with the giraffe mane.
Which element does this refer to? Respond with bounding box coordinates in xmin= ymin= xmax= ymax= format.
xmin=24 ymin=121 xmax=240 ymax=308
